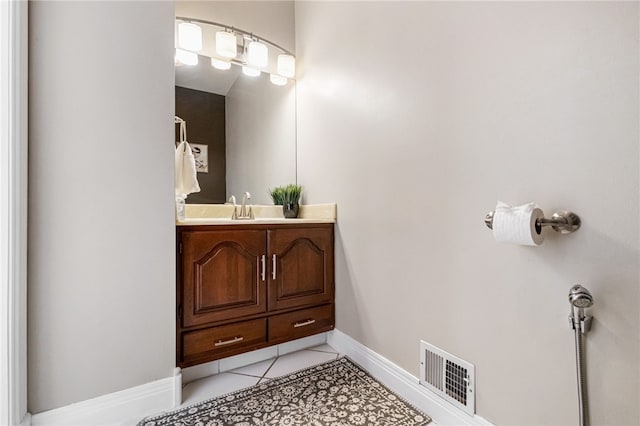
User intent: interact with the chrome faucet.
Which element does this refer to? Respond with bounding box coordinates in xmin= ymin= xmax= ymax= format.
xmin=226 ymin=193 xmax=254 ymax=219
xmin=237 ymin=192 xmax=254 ymax=219
xmin=227 ymin=195 xmax=238 ymax=219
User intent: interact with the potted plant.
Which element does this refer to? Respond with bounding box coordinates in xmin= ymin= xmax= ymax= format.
xmin=269 ymin=184 xmax=302 ymax=218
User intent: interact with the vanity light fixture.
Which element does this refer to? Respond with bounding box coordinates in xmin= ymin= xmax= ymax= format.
xmin=269 ymin=74 xmax=287 ymax=86
xmin=177 ymin=22 xmax=202 ymax=52
xmin=176 ymin=16 xmax=296 ymax=84
xmin=175 ymin=49 xmax=198 ymax=66
xmin=242 ymin=66 xmax=260 ymax=77
xmin=215 ymin=31 xmax=237 ymax=58
xmin=211 ymin=58 xmax=231 ymax=70
xmin=277 ymin=54 xmax=295 ymax=78
xmin=247 ymin=40 xmax=268 ymax=68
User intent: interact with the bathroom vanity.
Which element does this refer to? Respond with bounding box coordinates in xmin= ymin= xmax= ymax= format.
xmin=176 ymin=209 xmax=335 ymax=368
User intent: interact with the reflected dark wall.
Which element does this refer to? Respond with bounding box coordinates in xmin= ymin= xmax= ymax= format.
xmin=175 ymin=86 xmax=226 ymax=203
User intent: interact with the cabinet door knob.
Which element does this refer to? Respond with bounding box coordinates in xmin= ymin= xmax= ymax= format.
xmin=272 ymin=254 xmax=277 ymax=279
xmin=293 ymin=319 xmax=316 ymax=328
xmin=260 ymin=255 xmax=266 ymax=281
xmin=214 ymin=336 xmax=244 ymax=347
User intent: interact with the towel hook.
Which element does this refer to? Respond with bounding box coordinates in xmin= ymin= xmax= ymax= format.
xmin=174 ymin=116 xmax=187 ymax=144
xmin=485 ymin=210 xmax=581 ymax=234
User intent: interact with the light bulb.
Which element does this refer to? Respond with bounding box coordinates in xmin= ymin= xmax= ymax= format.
xmin=177 ymin=22 xmax=202 ymax=52
xmin=216 ymin=31 xmax=237 ymax=58
xmin=277 ymin=54 xmax=295 ymax=78
xmin=175 ymin=49 xmax=198 ymax=66
xmin=247 ymin=41 xmax=268 ymax=68
xmin=211 ymin=58 xmax=231 ymax=70
xmin=270 ymin=74 xmax=287 ymax=86
xmin=242 ymin=66 xmax=260 ymax=77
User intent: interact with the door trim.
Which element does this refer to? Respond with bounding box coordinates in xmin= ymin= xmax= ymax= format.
xmin=0 ymin=0 xmax=29 ymax=424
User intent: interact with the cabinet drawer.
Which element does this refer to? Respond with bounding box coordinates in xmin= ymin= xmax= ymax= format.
xmin=269 ymin=305 xmax=334 ymax=344
xmin=181 ymin=318 xmax=267 ymax=365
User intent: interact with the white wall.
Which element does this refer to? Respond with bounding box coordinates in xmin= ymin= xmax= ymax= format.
xmin=28 ymin=1 xmax=175 ymax=413
xmin=295 ymin=2 xmax=639 ymax=425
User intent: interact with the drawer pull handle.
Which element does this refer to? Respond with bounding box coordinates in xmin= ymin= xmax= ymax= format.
xmin=272 ymin=254 xmax=277 ymax=279
xmin=261 ymin=255 xmax=266 ymax=281
xmin=214 ymin=336 xmax=244 ymax=347
xmin=293 ymin=319 xmax=316 ymax=328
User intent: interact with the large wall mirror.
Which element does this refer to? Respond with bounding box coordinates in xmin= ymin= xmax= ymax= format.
xmin=175 ymin=1 xmax=297 ymax=205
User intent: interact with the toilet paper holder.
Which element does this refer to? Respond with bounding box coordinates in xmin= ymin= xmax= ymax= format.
xmin=484 ymin=210 xmax=581 ymax=234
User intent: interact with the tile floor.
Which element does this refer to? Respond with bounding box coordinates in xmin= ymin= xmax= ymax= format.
xmin=181 ymin=344 xmax=341 ymax=407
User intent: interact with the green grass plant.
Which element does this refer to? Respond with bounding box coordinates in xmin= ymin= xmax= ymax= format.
xmin=269 ymin=184 xmax=302 ymax=205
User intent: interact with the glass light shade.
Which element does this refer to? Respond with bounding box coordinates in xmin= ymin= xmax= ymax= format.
xmin=242 ymin=66 xmax=260 ymax=77
xmin=175 ymin=49 xmax=198 ymax=66
xmin=211 ymin=58 xmax=231 ymax=70
xmin=270 ymin=74 xmax=287 ymax=86
xmin=177 ymin=22 xmax=202 ymax=52
xmin=247 ymin=41 xmax=268 ymax=68
xmin=277 ymin=54 xmax=295 ymax=78
xmin=216 ymin=31 xmax=237 ymax=58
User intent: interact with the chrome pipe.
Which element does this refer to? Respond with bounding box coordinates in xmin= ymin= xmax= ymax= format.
xmin=573 ymin=325 xmax=588 ymax=426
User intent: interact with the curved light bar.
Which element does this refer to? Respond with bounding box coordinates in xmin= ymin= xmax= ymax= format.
xmin=176 ymin=16 xmax=296 ymax=84
xmin=177 ymin=17 xmax=294 ymax=63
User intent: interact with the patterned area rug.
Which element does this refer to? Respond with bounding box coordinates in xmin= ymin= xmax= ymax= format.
xmin=138 ymin=357 xmax=431 ymax=426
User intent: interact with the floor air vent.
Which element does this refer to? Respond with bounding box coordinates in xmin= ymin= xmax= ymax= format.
xmin=419 ymin=340 xmax=475 ymax=416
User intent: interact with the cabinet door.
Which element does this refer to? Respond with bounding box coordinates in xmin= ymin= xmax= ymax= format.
xmin=181 ymin=230 xmax=267 ymax=327
xmin=268 ymin=226 xmax=334 ymax=311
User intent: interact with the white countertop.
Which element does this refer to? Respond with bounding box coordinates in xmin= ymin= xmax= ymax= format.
xmin=177 ymin=217 xmax=335 ymax=225
xmin=176 ymin=203 xmax=337 ymax=226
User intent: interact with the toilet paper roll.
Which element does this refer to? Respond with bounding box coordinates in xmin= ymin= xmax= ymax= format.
xmin=492 ymin=201 xmax=544 ymax=246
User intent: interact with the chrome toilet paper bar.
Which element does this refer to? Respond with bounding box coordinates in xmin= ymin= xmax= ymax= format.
xmin=485 ymin=210 xmax=581 ymax=234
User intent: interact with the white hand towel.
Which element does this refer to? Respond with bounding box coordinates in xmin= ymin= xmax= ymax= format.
xmin=175 ymin=141 xmax=201 ymax=198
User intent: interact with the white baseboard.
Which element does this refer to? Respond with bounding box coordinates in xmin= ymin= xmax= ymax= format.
xmin=29 ymin=334 xmax=330 ymax=426
xmin=172 ymin=368 xmax=182 ymax=409
xmin=30 ymin=331 xmax=483 ymax=426
xmin=181 ymin=359 xmax=220 ymax=385
xmin=327 ymin=329 xmax=493 ymax=426
xmin=219 ymin=346 xmax=278 ymax=373
xmin=277 ymin=333 xmax=327 ymax=356
xmin=20 ymin=412 xmax=31 ymax=426
xmin=30 ymin=374 xmax=180 ymax=426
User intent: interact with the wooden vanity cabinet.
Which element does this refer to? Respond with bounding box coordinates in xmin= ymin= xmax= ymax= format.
xmin=177 ymin=223 xmax=334 ymax=367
